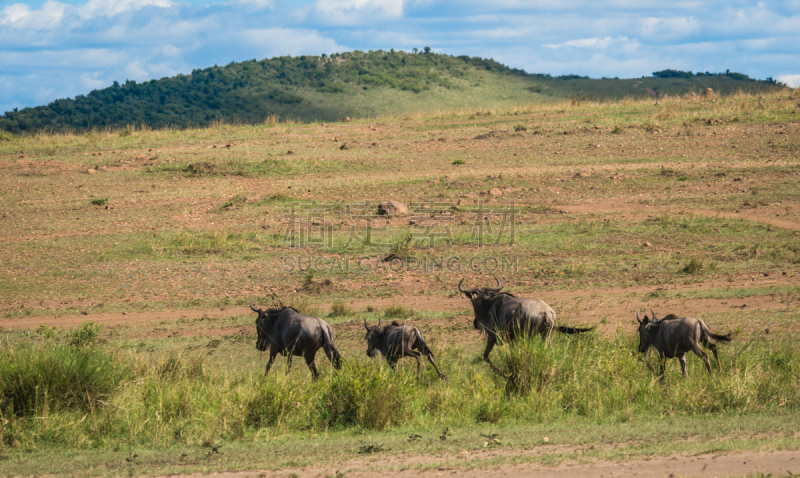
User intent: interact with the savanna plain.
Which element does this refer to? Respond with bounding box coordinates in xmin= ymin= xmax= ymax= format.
xmin=1 ymin=89 xmax=800 ymax=477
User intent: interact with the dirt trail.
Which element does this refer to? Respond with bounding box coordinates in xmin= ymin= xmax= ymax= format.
xmin=1 ymin=275 xmax=793 ymax=332
xmin=559 ymin=199 xmax=800 ymax=231
xmin=160 ymin=449 xmax=800 ymax=478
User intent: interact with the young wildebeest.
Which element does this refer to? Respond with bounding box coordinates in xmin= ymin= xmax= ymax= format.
xmin=458 ymin=277 xmax=593 ymax=367
xmin=636 ymin=309 xmax=732 ymax=377
xmin=251 ymin=302 xmax=341 ymax=379
xmin=363 ymin=319 xmax=447 ymax=381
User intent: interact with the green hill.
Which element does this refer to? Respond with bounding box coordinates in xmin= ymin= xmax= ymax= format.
xmin=0 ymin=50 xmax=783 ymax=134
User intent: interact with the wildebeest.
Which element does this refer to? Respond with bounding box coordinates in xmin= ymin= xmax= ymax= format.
xmin=251 ymin=302 xmax=341 ymax=379
xmin=363 ymin=319 xmax=447 ymax=381
xmin=458 ymin=277 xmax=593 ymax=366
xmin=636 ymin=309 xmax=732 ymax=377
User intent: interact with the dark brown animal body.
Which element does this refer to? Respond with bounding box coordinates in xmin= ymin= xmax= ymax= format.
xmin=636 ymin=309 xmax=732 ymax=377
xmin=458 ymin=278 xmax=592 ymax=366
xmin=251 ymin=302 xmax=341 ymax=379
xmin=364 ymin=319 xmax=447 ymax=381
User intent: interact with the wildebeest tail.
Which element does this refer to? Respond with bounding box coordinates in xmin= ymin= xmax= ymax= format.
xmin=709 ymin=332 xmax=732 ymax=342
xmin=556 ymin=326 xmax=594 ymax=334
xmin=700 ymin=320 xmax=732 ymax=343
xmin=322 ymin=324 xmax=342 ymax=368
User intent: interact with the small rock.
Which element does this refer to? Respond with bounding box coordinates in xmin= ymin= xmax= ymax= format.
xmin=643 ymin=241 xmax=652 ymax=247
xmin=339 ymin=142 xmax=349 ymax=150
xmin=343 ymin=116 xmax=351 ymax=122
xmin=377 ymin=201 xmax=409 ymax=217
xmin=286 ymin=150 xmax=294 ymax=155
xmin=488 ymin=188 xmax=504 ymax=196
xmin=702 ymin=88 xmax=716 ymax=98
xmin=87 ymin=168 xmax=97 ymax=174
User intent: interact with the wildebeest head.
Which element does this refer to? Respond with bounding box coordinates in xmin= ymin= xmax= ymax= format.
xmin=458 ymin=277 xmax=506 ymax=331
xmin=363 ymin=318 xmax=383 ymax=358
xmin=635 ymin=309 xmax=659 ymax=354
xmin=251 ymin=302 xmax=284 ymax=352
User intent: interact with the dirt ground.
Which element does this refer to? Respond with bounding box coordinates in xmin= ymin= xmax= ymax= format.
xmin=162 ymin=449 xmax=800 ymax=478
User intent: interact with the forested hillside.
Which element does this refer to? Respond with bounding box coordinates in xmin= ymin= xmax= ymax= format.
xmin=0 ymin=50 xmax=783 ymax=133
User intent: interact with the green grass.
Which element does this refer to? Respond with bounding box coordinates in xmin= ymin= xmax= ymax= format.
xmin=1 ymin=329 xmax=796 ymax=452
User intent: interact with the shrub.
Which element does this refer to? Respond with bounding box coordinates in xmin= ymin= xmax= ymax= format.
xmin=330 ymin=301 xmax=352 ymax=318
xmin=68 ymin=322 xmax=102 ymax=348
xmin=452 ymin=159 xmax=466 ymax=165
xmin=244 ymin=378 xmax=298 ymax=428
xmin=315 ymin=361 xmax=411 ymax=430
xmin=493 ymin=334 xmax=556 ymax=395
xmin=90 ymin=198 xmax=109 ymax=206
xmin=385 ymin=305 xmax=414 ymax=319
xmin=220 ymin=194 xmax=247 ymax=209
xmin=684 ymin=259 xmax=703 ymax=274
xmin=0 ymin=344 xmax=125 ymax=417
xmin=513 ymin=124 xmax=527 ymax=132
xmin=612 ymin=125 xmax=622 ymax=134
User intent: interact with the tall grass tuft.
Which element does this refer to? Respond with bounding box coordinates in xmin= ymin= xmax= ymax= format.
xmin=315 ymin=361 xmax=413 ymax=430
xmin=0 ymin=344 xmax=126 ymax=417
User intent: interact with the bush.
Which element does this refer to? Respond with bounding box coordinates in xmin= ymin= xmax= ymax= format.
xmin=0 ymin=344 xmax=125 ymax=417
xmin=330 ymin=301 xmax=352 ymax=317
xmin=68 ymin=322 xmax=102 ymax=348
xmin=452 ymin=159 xmax=466 ymax=165
xmin=244 ymin=379 xmax=297 ymax=428
xmin=316 ymin=361 xmax=412 ymax=430
xmin=90 ymin=198 xmax=109 ymax=206
xmin=384 ymin=305 xmax=414 ymax=319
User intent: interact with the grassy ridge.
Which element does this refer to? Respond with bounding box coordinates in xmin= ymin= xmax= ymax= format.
xmin=0 ymin=50 xmax=783 ymax=133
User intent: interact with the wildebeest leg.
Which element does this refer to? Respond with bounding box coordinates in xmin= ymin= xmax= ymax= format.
xmin=426 ymin=354 xmax=447 ymax=381
xmin=678 ymin=353 xmax=688 ymax=377
xmin=403 ymin=349 xmax=422 ymax=380
xmin=304 ymin=349 xmax=319 ymax=380
xmin=286 ymin=354 xmax=293 ymax=375
xmin=658 ymin=354 xmax=667 ymax=379
xmin=388 ymin=358 xmax=398 ymax=372
xmin=265 ymin=351 xmax=278 ymax=376
xmin=482 ymin=335 xmax=496 ymax=364
xmin=705 ymin=340 xmax=722 ymax=372
xmin=322 ymin=343 xmax=341 ymax=369
xmin=692 ymin=344 xmax=713 ymax=374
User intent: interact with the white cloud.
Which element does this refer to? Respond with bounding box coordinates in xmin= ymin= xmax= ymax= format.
xmin=1 ymin=1 xmax=67 ymax=30
xmin=638 ymin=16 xmax=700 ymax=40
xmin=239 ymin=28 xmax=344 ymax=55
xmin=776 ymin=74 xmax=800 ymax=88
xmin=312 ymin=0 xmax=403 ymax=26
xmin=545 ymin=36 xmax=635 ymax=51
xmin=76 ymin=0 xmax=172 ymax=19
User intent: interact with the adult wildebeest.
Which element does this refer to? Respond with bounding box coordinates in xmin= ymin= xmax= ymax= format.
xmin=251 ymin=302 xmax=341 ymax=379
xmin=458 ymin=277 xmax=593 ymax=366
xmin=363 ymin=319 xmax=447 ymax=381
xmin=636 ymin=309 xmax=732 ymax=377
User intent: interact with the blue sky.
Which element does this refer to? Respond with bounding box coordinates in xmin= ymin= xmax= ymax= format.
xmin=1 ymin=0 xmax=799 ymax=114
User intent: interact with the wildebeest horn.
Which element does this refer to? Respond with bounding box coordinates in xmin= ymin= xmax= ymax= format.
xmin=279 ymin=300 xmax=285 ymax=308
xmin=488 ymin=275 xmax=503 ymax=291
xmin=650 ymin=308 xmax=658 ymax=322
xmin=250 ymin=303 xmax=262 ymax=313
xmin=458 ymin=278 xmax=468 ymax=293
xmin=377 ymin=318 xmax=381 ymax=328
xmin=364 ymin=318 xmax=370 ymax=331
xmin=636 ymin=310 xmax=642 ymax=324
